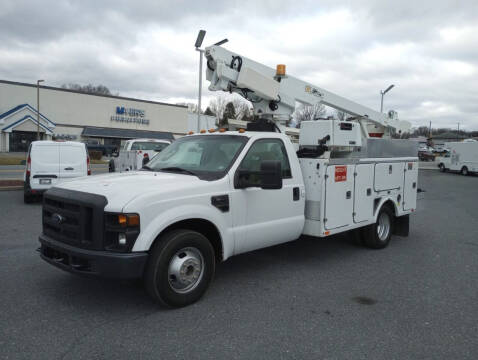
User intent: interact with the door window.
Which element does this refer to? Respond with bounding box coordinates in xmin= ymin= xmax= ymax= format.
xmin=238 ymin=139 xmax=292 ymax=184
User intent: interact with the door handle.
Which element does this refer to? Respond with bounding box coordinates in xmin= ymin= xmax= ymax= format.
xmin=64 ymin=167 xmax=74 ymax=170
xmin=293 ymin=187 xmax=300 ymax=201
xmin=346 ymin=190 xmax=351 ymax=199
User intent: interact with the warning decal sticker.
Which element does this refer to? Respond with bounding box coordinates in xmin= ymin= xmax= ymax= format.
xmin=335 ymin=166 xmax=347 ymax=182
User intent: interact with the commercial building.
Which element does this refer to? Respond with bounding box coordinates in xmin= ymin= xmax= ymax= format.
xmin=0 ymin=80 xmax=188 ymax=152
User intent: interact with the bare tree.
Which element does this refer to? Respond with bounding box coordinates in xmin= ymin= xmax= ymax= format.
xmin=61 ymin=83 xmax=117 ymax=96
xmin=208 ymin=95 xmax=228 ymax=125
xmin=176 ymin=102 xmax=200 ymax=113
xmin=335 ymin=110 xmax=350 ymax=121
xmin=221 ymin=102 xmax=236 ymax=127
xmin=293 ymin=103 xmax=326 ymax=127
xmin=232 ymin=97 xmax=253 ymax=121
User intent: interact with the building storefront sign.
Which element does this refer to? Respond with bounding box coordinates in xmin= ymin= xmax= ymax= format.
xmin=110 ymin=106 xmax=150 ymax=125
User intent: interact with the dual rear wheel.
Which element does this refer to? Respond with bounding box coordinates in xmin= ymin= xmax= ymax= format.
xmin=355 ymin=205 xmax=394 ymax=249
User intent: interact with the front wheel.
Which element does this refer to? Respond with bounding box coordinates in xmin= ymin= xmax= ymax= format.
xmin=461 ymin=167 xmax=469 ymax=176
xmin=363 ymin=206 xmax=394 ymax=249
xmin=144 ymin=229 xmax=215 ymax=308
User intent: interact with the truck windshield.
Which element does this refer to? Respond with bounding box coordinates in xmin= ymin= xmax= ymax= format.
xmin=147 ymin=135 xmax=248 ymax=180
xmin=130 ymin=142 xmax=169 ymax=151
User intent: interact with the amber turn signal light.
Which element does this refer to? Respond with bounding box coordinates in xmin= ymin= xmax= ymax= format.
xmin=118 ymin=214 xmax=140 ymax=227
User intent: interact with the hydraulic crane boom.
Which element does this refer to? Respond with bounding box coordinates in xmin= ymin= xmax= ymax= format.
xmin=205 ymin=45 xmax=411 ymax=136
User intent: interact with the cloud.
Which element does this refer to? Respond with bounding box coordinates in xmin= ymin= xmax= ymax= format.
xmin=0 ymin=0 xmax=477 ymax=129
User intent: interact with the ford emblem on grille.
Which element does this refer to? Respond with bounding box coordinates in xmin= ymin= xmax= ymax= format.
xmin=52 ymin=213 xmax=65 ymax=225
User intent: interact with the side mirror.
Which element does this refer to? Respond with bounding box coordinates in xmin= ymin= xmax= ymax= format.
xmin=260 ymin=160 xmax=282 ymax=190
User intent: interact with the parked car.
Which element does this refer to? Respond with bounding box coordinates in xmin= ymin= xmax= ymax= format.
xmin=24 ymin=141 xmax=90 ymax=203
xmin=418 ymin=150 xmax=435 ymax=161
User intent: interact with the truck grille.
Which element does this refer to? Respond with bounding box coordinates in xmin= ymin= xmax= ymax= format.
xmin=42 ymin=188 xmax=107 ymax=250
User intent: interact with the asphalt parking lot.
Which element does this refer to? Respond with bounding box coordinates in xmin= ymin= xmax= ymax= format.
xmin=1 ymin=170 xmax=477 ymax=360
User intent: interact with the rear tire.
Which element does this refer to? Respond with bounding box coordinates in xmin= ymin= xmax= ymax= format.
xmin=461 ymin=167 xmax=469 ymax=176
xmin=109 ymin=159 xmax=115 ymax=173
xmin=23 ymin=193 xmax=33 ymax=204
xmin=144 ymin=229 xmax=215 ymax=308
xmin=363 ymin=205 xmax=394 ymax=249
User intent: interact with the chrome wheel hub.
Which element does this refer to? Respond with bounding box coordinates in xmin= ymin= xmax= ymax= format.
xmin=377 ymin=212 xmax=391 ymax=241
xmin=168 ymin=247 xmax=204 ymax=294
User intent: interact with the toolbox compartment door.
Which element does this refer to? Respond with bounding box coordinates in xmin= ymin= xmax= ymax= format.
xmin=324 ymin=165 xmax=354 ymax=230
xmin=403 ymin=161 xmax=418 ymax=211
xmin=374 ymin=162 xmax=404 ymax=191
xmin=353 ymin=164 xmax=374 ymax=223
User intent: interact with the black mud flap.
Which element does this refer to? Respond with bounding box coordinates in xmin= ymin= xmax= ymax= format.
xmin=393 ymin=214 xmax=409 ymax=237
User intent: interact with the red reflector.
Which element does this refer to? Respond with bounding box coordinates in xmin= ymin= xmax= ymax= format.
xmin=368 ymin=133 xmax=384 ymax=138
xmin=26 ymin=156 xmax=31 ymax=177
xmin=87 ymin=157 xmax=91 ymax=175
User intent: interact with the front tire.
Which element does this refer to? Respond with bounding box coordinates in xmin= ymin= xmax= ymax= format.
xmin=461 ymin=167 xmax=469 ymax=176
xmin=144 ymin=229 xmax=215 ymax=308
xmin=363 ymin=206 xmax=394 ymax=249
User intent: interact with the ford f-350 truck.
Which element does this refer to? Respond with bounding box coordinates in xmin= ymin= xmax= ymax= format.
xmin=39 ymin=129 xmax=417 ymax=307
xmin=38 ymin=40 xmax=417 ymax=307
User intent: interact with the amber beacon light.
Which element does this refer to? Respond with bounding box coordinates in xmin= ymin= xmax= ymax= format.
xmin=276 ymin=64 xmax=286 ymax=76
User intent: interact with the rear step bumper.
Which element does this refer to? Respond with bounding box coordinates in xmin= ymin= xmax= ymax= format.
xmin=39 ymin=234 xmax=148 ymax=279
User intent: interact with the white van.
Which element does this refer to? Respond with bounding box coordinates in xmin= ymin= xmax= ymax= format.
xmin=24 ymin=141 xmax=91 ymax=203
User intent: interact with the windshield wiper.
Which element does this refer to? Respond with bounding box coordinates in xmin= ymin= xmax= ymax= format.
xmin=159 ymin=167 xmax=197 ymax=176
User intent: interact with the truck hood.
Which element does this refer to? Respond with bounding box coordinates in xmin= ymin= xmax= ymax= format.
xmin=55 ymin=171 xmax=204 ymax=210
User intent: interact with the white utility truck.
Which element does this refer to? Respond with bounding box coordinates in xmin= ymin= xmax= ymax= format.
xmin=108 ymin=138 xmax=171 ymax=172
xmin=437 ymin=140 xmax=478 ymax=175
xmin=38 ymin=42 xmax=418 ymax=308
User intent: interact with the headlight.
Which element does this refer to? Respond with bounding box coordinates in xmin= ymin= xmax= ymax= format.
xmin=104 ymin=213 xmax=140 ymax=252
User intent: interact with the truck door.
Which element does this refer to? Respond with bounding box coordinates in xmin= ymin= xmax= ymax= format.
xmin=59 ymin=144 xmax=87 ymax=179
xmin=324 ymin=165 xmax=354 ymax=230
xmin=30 ymin=143 xmax=60 ymax=189
xmin=353 ymin=164 xmax=374 ymax=223
xmin=233 ymin=138 xmax=304 ymax=254
xmin=403 ymin=161 xmax=418 ymax=211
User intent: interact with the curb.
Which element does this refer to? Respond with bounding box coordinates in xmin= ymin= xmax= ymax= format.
xmin=0 ymin=180 xmax=24 ymax=191
xmin=0 ymin=186 xmax=23 ymax=191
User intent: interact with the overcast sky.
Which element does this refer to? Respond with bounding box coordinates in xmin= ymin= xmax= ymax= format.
xmin=1 ymin=0 xmax=477 ymax=129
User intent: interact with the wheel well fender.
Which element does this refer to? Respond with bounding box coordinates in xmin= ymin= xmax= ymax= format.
xmin=155 ymin=219 xmax=223 ymax=262
xmin=373 ymin=198 xmax=398 ymax=220
xmin=132 ymin=205 xmax=230 ymax=261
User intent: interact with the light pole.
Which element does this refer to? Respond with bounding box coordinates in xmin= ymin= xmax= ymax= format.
xmin=37 ymin=79 xmax=44 ymax=140
xmin=195 ymin=30 xmax=206 ymax=132
xmin=380 ymin=84 xmax=394 ymax=113
xmin=194 ymin=30 xmax=228 ymax=131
